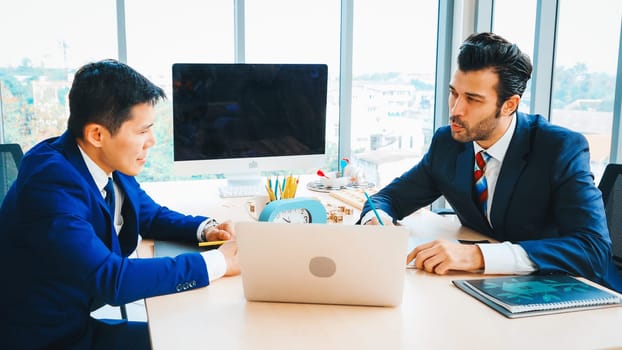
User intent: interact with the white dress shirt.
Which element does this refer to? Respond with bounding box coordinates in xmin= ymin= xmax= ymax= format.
xmin=363 ymin=114 xmax=537 ymax=275
xmin=78 ymin=146 xmax=226 ymax=281
xmin=471 ymin=115 xmax=536 ymax=274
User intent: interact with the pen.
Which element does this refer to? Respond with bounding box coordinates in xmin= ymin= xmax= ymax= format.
xmin=265 ymin=185 xmax=276 ymax=201
xmin=198 ymin=240 xmax=228 ymax=247
xmin=281 ymin=176 xmax=286 ymax=194
xmin=364 ymin=191 xmax=384 ymax=226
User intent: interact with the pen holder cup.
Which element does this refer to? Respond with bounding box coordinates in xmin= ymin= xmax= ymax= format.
xmin=250 ymin=195 xmax=270 ymax=220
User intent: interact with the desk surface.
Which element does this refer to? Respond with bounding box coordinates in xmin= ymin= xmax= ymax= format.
xmin=139 ymin=179 xmax=622 ymax=350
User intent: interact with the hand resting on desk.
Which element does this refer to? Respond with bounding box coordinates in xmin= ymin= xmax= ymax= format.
xmin=205 ymin=220 xmax=236 ymax=241
xmin=364 ymin=217 xmax=484 ymax=274
xmin=406 ymin=239 xmax=484 ymax=275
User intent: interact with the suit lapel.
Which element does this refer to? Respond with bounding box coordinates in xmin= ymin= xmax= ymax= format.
xmin=490 ymin=113 xmax=530 ymax=232
xmin=52 ymin=132 xmax=122 ymax=254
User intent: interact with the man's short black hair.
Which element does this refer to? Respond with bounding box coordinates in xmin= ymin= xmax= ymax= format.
xmin=67 ymin=59 xmax=166 ymax=138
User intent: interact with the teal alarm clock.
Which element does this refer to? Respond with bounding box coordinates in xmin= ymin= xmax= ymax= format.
xmin=258 ymin=197 xmax=327 ymax=224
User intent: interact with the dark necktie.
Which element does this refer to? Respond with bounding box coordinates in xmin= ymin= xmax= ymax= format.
xmin=474 ymin=151 xmax=491 ymax=216
xmin=104 ymin=177 xmax=115 ymax=216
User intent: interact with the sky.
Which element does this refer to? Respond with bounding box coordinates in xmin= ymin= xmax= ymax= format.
xmin=0 ymin=0 xmax=620 ymax=75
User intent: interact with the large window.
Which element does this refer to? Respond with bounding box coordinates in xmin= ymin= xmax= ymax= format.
xmin=2 ymin=1 xmax=621 ymax=186
xmin=351 ymin=1 xmax=439 ymax=187
xmin=0 ymin=0 xmax=116 ymax=150
xmin=492 ymin=0 xmax=537 ymax=114
xmin=245 ymin=0 xmax=341 ymax=174
xmin=550 ymin=0 xmax=622 ymax=180
xmin=125 ymin=0 xmax=234 ymax=181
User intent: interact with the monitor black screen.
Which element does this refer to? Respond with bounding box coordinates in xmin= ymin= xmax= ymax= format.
xmin=172 ymin=63 xmax=328 ymax=172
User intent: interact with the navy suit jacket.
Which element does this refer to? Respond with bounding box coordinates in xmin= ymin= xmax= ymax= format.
xmin=0 ymin=132 xmax=212 ymax=349
xmin=361 ymin=112 xmax=622 ymax=292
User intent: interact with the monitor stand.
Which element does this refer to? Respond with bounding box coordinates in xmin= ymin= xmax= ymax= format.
xmin=218 ymin=172 xmax=264 ymax=198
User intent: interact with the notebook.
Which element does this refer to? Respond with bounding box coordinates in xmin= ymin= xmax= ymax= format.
xmin=236 ymin=221 xmax=410 ymax=307
xmin=453 ymin=274 xmax=622 ymax=318
xmin=153 ymin=240 xmax=222 ymax=257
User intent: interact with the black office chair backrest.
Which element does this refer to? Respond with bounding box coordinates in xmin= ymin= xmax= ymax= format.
xmin=598 ymin=163 xmax=622 ymax=270
xmin=0 ymin=143 xmax=23 ymax=203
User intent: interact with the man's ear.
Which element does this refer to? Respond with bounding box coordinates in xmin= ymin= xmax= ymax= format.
xmin=83 ymin=123 xmax=106 ymax=148
xmin=502 ymin=95 xmax=521 ymax=116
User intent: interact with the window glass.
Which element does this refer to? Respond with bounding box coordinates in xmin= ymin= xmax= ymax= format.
xmin=492 ymin=0 xmax=537 ymax=114
xmin=0 ymin=0 xmax=116 ymax=151
xmin=351 ymin=1 xmax=438 ymax=187
xmin=551 ymin=0 xmax=622 ymax=181
xmin=245 ymin=0 xmax=341 ymax=175
xmin=125 ymin=0 xmax=233 ymax=181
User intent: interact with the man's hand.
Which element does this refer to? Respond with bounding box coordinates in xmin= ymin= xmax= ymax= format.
xmin=205 ymin=220 xmax=235 ymax=241
xmin=218 ymin=240 xmax=240 ymax=276
xmin=406 ymin=239 xmax=484 ymax=274
xmin=362 ymin=217 xmax=394 ymax=226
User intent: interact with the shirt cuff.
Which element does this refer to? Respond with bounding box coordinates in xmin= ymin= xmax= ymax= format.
xmin=477 ymin=241 xmax=538 ymax=275
xmin=361 ymin=209 xmax=392 ymax=225
xmin=200 ymin=249 xmax=227 ymax=281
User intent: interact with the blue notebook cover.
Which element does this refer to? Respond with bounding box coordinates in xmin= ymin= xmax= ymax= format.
xmin=453 ymin=275 xmax=622 ymax=318
xmin=154 ymin=240 xmax=212 ymax=257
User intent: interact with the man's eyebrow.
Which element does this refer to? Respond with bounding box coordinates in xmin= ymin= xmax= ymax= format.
xmin=465 ymin=92 xmax=486 ymax=100
xmin=448 ymin=85 xmax=486 ymax=100
xmin=140 ymin=123 xmax=154 ymax=130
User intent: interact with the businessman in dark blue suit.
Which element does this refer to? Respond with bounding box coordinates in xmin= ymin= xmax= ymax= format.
xmin=361 ymin=32 xmax=622 ymax=292
xmin=0 ymin=60 xmax=240 ymax=349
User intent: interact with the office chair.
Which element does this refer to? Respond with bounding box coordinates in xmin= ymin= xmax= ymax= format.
xmin=0 ymin=143 xmax=23 ymax=203
xmin=598 ymin=163 xmax=622 ymax=270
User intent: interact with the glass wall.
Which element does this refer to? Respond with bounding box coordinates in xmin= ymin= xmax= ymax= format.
xmin=492 ymin=0 xmax=537 ymax=114
xmin=550 ymin=0 xmax=622 ymax=181
xmin=125 ymin=0 xmax=234 ymax=181
xmin=1 ymin=1 xmax=621 ymax=185
xmin=0 ymin=0 xmax=116 ymax=150
xmin=245 ymin=0 xmax=341 ymax=175
xmin=351 ymin=0 xmax=439 ymax=187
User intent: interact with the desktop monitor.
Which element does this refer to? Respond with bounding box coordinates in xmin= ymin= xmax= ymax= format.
xmin=172 ymin=63 xmax=328 ymax=181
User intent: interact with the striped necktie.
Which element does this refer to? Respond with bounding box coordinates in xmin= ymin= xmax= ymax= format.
xmin=474 ymin=151 xmax=491 ymax=216
xmin=104 ymin=177 xmax=115 ymax=215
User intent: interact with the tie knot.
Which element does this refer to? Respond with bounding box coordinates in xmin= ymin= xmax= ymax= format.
xmin=104 ymin=178 xmax=115 ymax=212
xmin=104 ymin=177 xmax=114 ymax=194
xmin=475 ymin=151 xmax=491 ymax=170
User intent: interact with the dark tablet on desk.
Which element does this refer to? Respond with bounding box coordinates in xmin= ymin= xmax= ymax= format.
xmin=154 ymin=241 xmax=205 ymax=257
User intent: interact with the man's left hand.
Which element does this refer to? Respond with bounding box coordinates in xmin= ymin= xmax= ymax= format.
xmin=205 ymin=220 xmax=235 ymax=241
xmin=406 ymin=239 xmax=484 ymax=274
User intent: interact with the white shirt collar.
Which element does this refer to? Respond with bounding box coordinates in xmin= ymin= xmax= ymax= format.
xmin=77 ymin=145 xmax=111 ymax=197
xmin=473 ymin=113 xmax=517 ymax=163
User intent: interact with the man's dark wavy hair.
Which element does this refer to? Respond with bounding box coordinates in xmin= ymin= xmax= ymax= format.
xmin=458 ymin=32 xmax=533 ymax=110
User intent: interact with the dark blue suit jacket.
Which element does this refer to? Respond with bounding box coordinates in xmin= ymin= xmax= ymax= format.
xmin=361 ymin=112 xmax=622 ymax=292
xmin=0 ymin=132 xmax=212 ymax=349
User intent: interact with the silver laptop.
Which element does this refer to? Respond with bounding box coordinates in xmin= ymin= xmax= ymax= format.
xmin=236 ymin=221 xmax=409 ymax=307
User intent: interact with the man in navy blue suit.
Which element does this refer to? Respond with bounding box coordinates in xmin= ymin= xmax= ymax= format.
xmin=0 ymin=60 xmax=240 ymax=349
xmin=360 ymin=32 xmax=622 ymax=292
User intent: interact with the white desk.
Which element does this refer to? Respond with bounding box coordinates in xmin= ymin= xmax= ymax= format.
xmin=139 ymin=179 xmax=622 ymax=350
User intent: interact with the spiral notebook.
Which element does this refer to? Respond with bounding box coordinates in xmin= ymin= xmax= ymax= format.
xmin=453 ymin=275 xmax=622 ymax=318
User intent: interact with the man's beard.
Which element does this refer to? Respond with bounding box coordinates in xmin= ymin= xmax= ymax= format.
xmin=450 ymin=106 xmax=502 ymax=143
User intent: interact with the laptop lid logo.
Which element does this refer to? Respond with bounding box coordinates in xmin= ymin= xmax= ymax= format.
xmin=309 ymin=256 xmax=336 ymax=278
